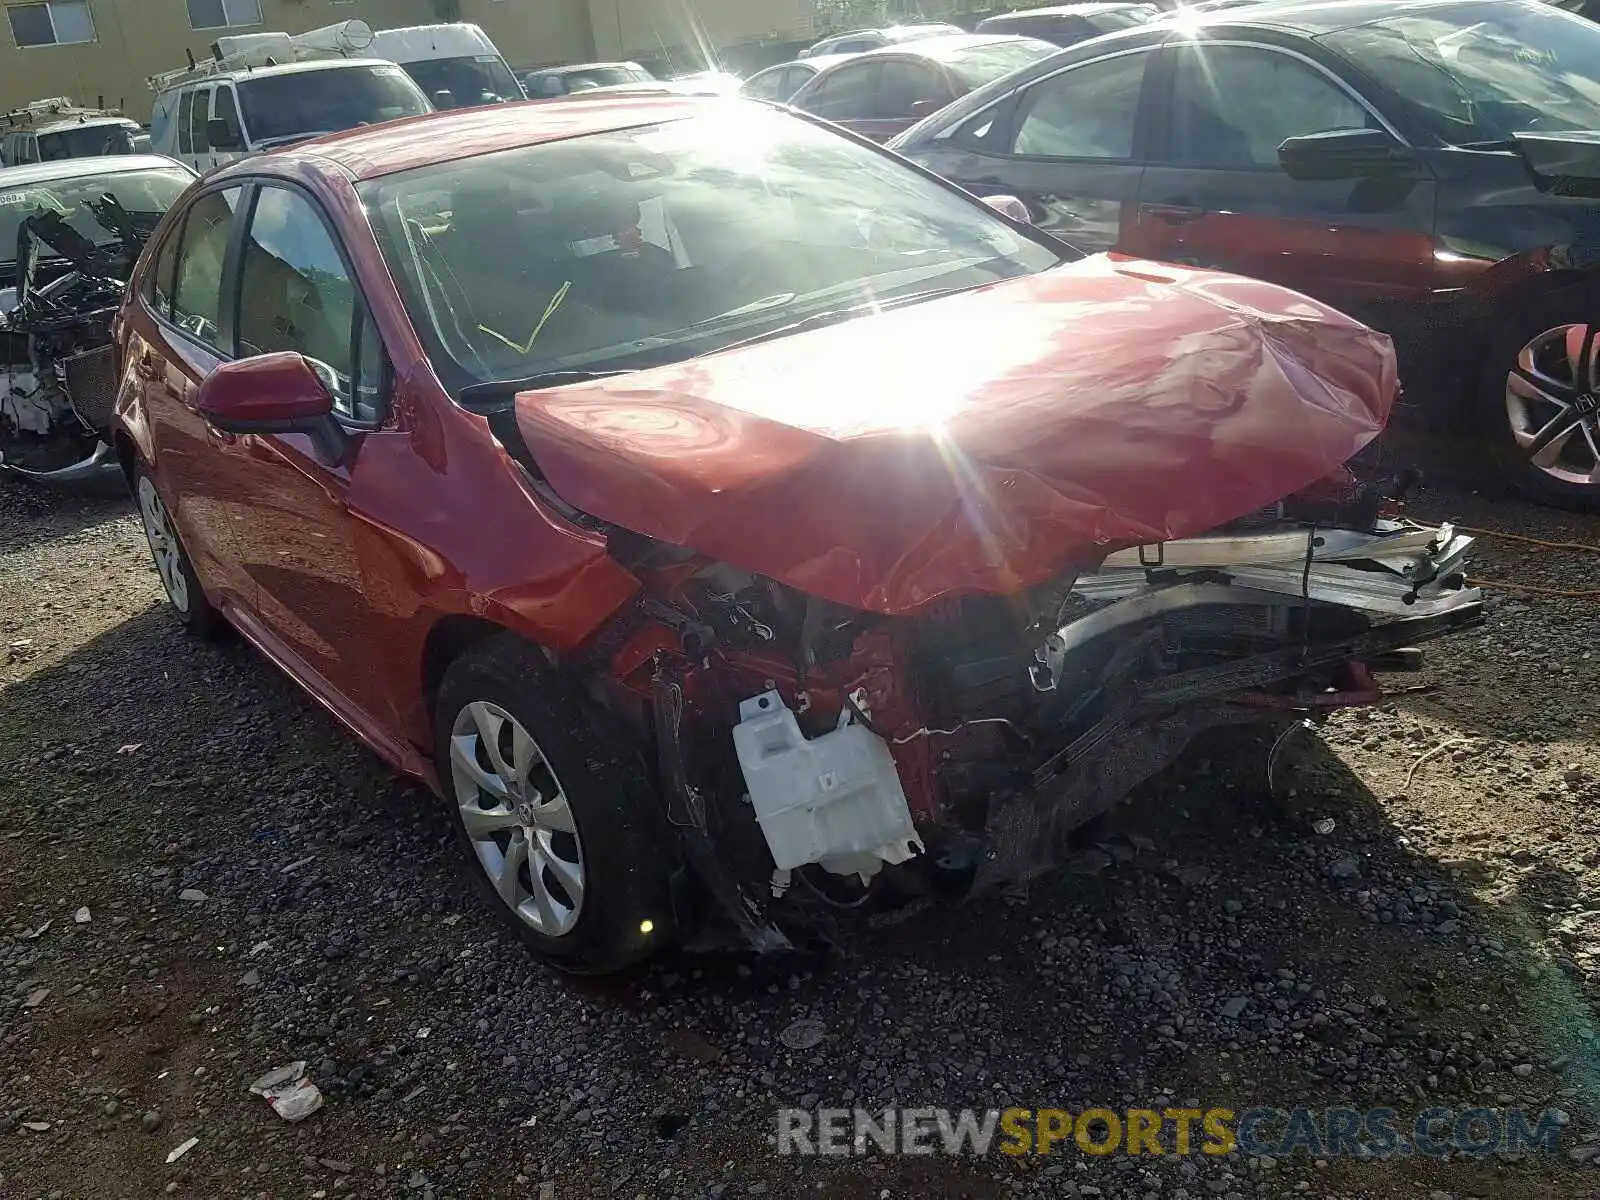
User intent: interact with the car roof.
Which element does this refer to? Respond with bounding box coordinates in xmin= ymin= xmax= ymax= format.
xmin=530 ymin=62 xmax=641 ymax=76
xmin=31 ymin=115 xmax=140 ymax=134
xmin=157 ymin=57 xmax=398 ymax=92
xmin=0 ymin=155 xmax=185 ymax=186
xmin=983 ymin=2 xmax=1150 ymax=17
xmin=750 ymin=53 xmax=852 ymax=77
xmin=240 ymin=94 xmax=728 ymax=182
xmin=1153 ymin=0 xmax=1491 ymax=34
xmin=851 ymin=32 xmax=1045 ymax=61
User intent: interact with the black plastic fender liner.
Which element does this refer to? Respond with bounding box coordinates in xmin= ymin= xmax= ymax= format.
xmin=649 ymin=669 xmax=791 ymax=955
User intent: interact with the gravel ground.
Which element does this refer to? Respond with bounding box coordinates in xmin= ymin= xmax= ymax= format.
xmin=0 ymin=462 xmax=1598 ymax=1200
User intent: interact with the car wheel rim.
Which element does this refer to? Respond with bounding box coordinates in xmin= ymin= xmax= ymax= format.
xmin=1505 ymin=323 xmax=1600 ymax=487
xmin=448 ymin=700 xmax=585 ymax=938
xmin=136 ymin=476 xmax=190 ymax=614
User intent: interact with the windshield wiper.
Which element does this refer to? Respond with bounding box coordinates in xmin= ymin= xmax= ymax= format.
xmin=709 ymin=284 xmax=988 ymax=355
xmin=458 ymin=368 xmax=631 ymax=412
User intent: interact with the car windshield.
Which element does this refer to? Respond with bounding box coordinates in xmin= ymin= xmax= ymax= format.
xmin=403 ymin=55 xmax=522 ymax=108
xmin=1320 ymin=4 xmax=1600 ymax=144
xmin=1088 ymin=8 xmax=1153 ymax=32
xmin=37 ymin=124 xmax=136 ymax=161
xmin=237 ymin=64 xmax=431 ymax=146
xmin=0 ymin=166 xmax=190 ymax=266
xmin=935 ymin=38 xmax=1058 ymax=89
xmin=361 ymin=107 xmax=1062 ymax=392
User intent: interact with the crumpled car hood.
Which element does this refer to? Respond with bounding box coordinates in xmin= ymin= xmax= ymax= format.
xmin=511 ymin=255 xmax=1396 ymax=615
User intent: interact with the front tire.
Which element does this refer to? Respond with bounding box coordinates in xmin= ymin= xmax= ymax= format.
xmin=134 ymin=466 xmax=223 ymax=636
xmin=1476 ymin=287 xmax=1600 ymax=512
xmin=433 ymin=634 xmax=672 ymax=974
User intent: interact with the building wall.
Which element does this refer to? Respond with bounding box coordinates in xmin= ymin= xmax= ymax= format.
xmin=584 ymin=0 xmax=815 ymax=62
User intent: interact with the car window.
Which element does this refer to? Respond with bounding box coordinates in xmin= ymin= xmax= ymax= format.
xmin=878 ymin=61 xmax=945 ymax=118
xmin=213 ymin=86 xmax=242 ymax=142
xmin=147 ymin=220 xmax=182 ymax=316
xmin=235 ymin=64 xmax=430 ymax=148
xmin=191 ymin=88 xmax=212 ymax=154
xmin=742 ymin=68 xmax=787 ymax=101
xmin=1012 ymin=51 xmax=1150 ymax=159
xmin=938 ymin=38 xmax=1057 ymax=90
xmin=362 ymin=107 xmax=1062 ymax=393
xmin=1166 ymin=45 xmax=1374 ymax=169
xmin=150 ymin=91 xmax=178 ymax=151
xmin=3 ymin=167 xmax=191 ymax=270
xmin=803 ymin=62 xmax=880 ymax=119
xmin=178 ymin=90 xmax=194 ymax=155
xmin=171 ymin=187 xmax=243 ymax=351
xmin=237 ymin=185 xmax=376 ymax=421
xmin=1320 ymin=5 xmax=1600 ymax=145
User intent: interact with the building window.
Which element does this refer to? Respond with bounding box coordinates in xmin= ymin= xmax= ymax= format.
xmin=7 ymin=1 xmax=98 ymax=47
xmin=186 ymin=0 xmax=262 ymax=30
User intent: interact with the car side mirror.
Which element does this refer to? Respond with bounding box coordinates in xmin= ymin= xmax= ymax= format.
xmin=982 ymin=194 xmax=1032 ymax=224
xmin=205 ymin=118 xmax=243 ymax=150
xmin=1278 ymin=127 xmax=1414 ymax=181
xmin=196 ymin=352 xmax=347 ymax=464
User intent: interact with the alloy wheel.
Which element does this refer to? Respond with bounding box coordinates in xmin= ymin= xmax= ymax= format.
xmin=1505 ymin=323 xmax=1600 ymax=487
xmin=136 ymin=475 xmax=190 ymax=614
xmin=447 ymin=700 xmax=586 ymax=937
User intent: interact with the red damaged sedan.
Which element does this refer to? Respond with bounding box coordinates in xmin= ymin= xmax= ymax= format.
xmin=112 ymin=97 xmax=1482 ymax=972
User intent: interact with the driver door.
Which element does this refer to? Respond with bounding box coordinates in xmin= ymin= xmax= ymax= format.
xmin=220 ymin=182 xmax=395 ymax=722
xmin=1134 ymin=41 xmax=1440 ymax=320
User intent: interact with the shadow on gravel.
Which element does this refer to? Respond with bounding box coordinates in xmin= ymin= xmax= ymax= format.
xmin=3 ymin=574 xmax=1598 ymax=1195
xmin=0 ymin=475 xmax=133 ymax=554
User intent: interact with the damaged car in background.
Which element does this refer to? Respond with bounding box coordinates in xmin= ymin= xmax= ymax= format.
xmin=1 ymin=156 xmax=193 ymax=484
xmin=112 ymin=99 xmax=1482 ymax=973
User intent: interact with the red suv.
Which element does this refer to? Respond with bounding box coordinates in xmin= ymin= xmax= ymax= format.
xmin=113 ymin=97 xmax=1480 ymax=972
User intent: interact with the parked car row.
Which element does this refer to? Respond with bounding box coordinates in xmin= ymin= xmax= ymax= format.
xmin=890 ymin=0 xmax=1600 ymax=509
xmin=14 ymin=0 xmax=1589 ymax=977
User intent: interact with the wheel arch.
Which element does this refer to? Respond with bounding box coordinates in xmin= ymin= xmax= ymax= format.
xmin=421 ymin=614 xmax=527 ymax=724
xmin=111 ymin=428 xmax=141 ymax=490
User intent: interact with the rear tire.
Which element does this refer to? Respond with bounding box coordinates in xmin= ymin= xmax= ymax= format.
xmin=433 ymin=634 xmax=672 ymax=974
xmin=1475 ymin=285 xmax=1600 ymax=512
xmin=134 ymin=465 xmax=223 ymax=637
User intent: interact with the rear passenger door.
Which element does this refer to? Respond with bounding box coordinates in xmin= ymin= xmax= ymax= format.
xmin=133 ymin=184 xmax=251 ymax=602
xmin=904 ymin=46 xmax=1163 ymax=254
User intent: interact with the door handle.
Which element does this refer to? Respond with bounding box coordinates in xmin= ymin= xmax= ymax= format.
xmin=1142 ymin=203 xmax=1206 ymax=226
xmin=134 ymin=351 xmax=161 ymax=382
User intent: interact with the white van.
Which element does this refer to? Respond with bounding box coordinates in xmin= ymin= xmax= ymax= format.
xmin=1 ymin=99 xmax=143 ymax=165
xmin=148 ymin=26 xmax=432 ymax=173
xmin=368 ymin=23 xmax=524 ymax=109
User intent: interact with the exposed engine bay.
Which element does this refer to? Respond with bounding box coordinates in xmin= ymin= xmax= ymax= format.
xmin=564 ymin=473 xmax=1482 ymax=951
xmin=1 ymin=191 xmax=163 ymax=483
